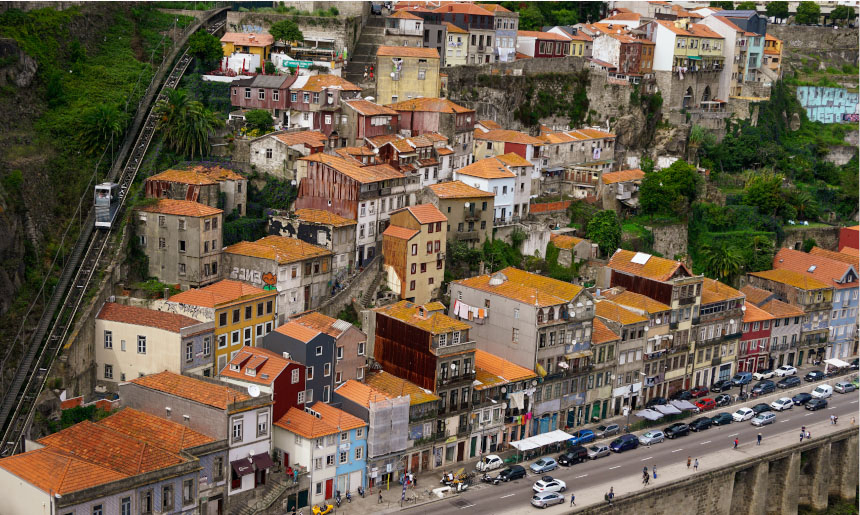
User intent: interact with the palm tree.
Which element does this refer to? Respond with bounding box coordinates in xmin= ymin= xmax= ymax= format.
xmin=154 ymin=89 xmax=223 ymax=158
xmin=700 ymin=242 xmax=744 ymax=285
xmin=791 ymin=190 xmax=819 ymax=221
xmin=79 ymin=104 xmax=128 ymax=156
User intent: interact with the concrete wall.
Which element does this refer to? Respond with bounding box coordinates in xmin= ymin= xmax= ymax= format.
xmin=768 ymin=25 xmax=860 ymax=65
xmin=315 ymin=255 xmax=381 ymax=318
xmin=226 ymin=11 xmax=364 ymax=57
xmin=782 ymin=225 xmax=841 ymax=252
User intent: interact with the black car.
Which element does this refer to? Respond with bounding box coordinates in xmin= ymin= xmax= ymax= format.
xmin=851 ymin=358 xmax=859 ymax=370
xmin=689 ymin=417 xmax=713 ymax=432
xmin=645 ymin=397 xmax=668 ymax=408
xmin=664 ymin=423 xmax=690 ymax=439
xmin=751 ymin=403 xmax=771 ymax=415
xmin=777 ymin=376 xmax=801 ymax=389
xmin=711 ymin=380 xmax=733 ymax=392
xmin=497 ymin=465 xmax=526 ymax=482
xmin=751 ymin=380 xmax=775 ymax=396
xmin=714 ymin=394 xmax=732 ymax=407
xmin=670 ymin=390 xmax=693 ymax=401
xmin=805 ymin=370 xmax=825 ymax=382
xmin=558 ymin=446 xmax=588 ymax=466
xmin=710 ymin=412 xmax=733 ymax=426
xmin=792 ymin=392 xmax=813 ymax=405
xmin=805 ymin=398 xmax=828 ymax=411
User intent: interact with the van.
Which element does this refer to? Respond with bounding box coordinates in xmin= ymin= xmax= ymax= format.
xmin=732 ymin=372 xmax=753 ymax=386
xmin=811 ymin=384 xmax=833 ymax=399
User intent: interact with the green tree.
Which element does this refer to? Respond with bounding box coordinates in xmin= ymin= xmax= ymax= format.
xmin=742 ymin=171 xmax=785 ymax=217
xmin=188 ymin=30 xmax=223 ymax=65
xmin=553 ymin=9 xmax=578 ymax=26
xmin=735 ymin=1 xmax=757 ymax=10
xmin=518 ymin=4 xmax=546 ymax=30
xmin=586 ymin=210 xmax=622 ymax=256
xmin=640 ymin=160 xmax=702 ymax=216
xmin=244 ymin=109 xmax=274 ymax=133
xmin=687 ymin=125 xmax=716 ymax=166
xmin=789 ymin=190 xmax=819 ymax=221
xmin=801 ymin=238 xmax=818 ymax=253
xmin=700 ymin=242 xmax=744 ymax=284
xmin=830 ymin=5 xmax=854 ymax=23
xmin=78 ymin=104 xmax=128 ymax=156
xmin=265 ymin=61 xmax=277 ymax=74
xmin=154 ymin=89 xmax=223 ymax=159
xmin=794 ymin=1 xmax=821 ymax=24
xmin=710 ymin=1 xmax=734 ymax=9
xmin=765 ymin=2 xmax=789 ymax=20
xmin=269 ymin=19 xmax=304 ymax=47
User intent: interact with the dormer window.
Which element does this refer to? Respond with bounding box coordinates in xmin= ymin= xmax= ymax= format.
xmin=230 ymin=364 xmax=240 ymax=372
xmin=452 ymin=331 xmax=461 ymax=345
xmin=245 ymin=368 xmax=256 ymax=377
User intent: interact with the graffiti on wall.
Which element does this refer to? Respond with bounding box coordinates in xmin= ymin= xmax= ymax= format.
xmin=796 ymin=86 xmax=859 ymax=124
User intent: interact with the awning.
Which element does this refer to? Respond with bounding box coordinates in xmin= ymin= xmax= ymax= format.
xmin=635 ymin=409 xmax=663 ymax=421
xmin=510 ymin=429 xmax=572 ymax=451
xmin=565 ymin=350 xmax=593 ymax=360
xmin=252 ymin=452 xmax=276 ymax=470
xmin=231 ymin=458 xmax=254 ymax=477
xmin=671 ymin=400 xmax=697 ymax=411
xmin=654 ymin=404 xmax=682 ymax=415
xmin=688 ymin=56 xmax=702 ymax=60
xmin=824 ymin=358 xmax=851 ymax=369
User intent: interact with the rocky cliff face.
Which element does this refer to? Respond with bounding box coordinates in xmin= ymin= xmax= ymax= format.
xmin=0 ymin=38 xmax=37 ymax=88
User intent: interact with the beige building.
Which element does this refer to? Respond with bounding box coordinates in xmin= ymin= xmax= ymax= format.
xmin=136 ymin=199 xmax=223 ymax=289
xmin=549 ymin=232 xmax=594 ymax=266
xmin=443 ymin=22 xmax=470 ymax=66
xmin=268 ymin=208 xmax=357 ymax=280
xmin=598 ymin=168 xmax=646 ymax=213
xmin=375 ymin=46 xmax=441 ymax=105
xmin=145 ymin=166 xmax=248 ymax=217
xmin=382 ymin=204 xmax=448 ymax=304
xmin=424 ymin=180 xmax=494 ymax=249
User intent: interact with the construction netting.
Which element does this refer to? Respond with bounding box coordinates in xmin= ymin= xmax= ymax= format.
xmin=368 ymin=395 xmax=410 ymax=458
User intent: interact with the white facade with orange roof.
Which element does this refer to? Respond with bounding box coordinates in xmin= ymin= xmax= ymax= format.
xmin=453 ymin=156 xmax=517 ymax=223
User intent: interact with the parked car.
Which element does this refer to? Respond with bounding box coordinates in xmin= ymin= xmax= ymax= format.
xmin=645 ymin=397 xmax=668 ymax=408
xmin=532 ymin=492 xmax=565 ymax=508
xmin=690 ymin=417 xmax=713 ymax=432
xmin=751 ymin=403 xmax=771 ymax=415
xmin=751 ymin=412 xmax=776 ymax=426
xmin=695 ymin=398 xmax=716 ymax=412
xmin=753 ymin=369 xmax=775 ymax=380
xmin=710 ymin=412 xmax=734 ymax=426
xmin=689 ymin=386 xmax=710 ymax=398
xmin=498 ymin=465 xmax=526 ymax=482
xmin=664 ymin=423 xmax=690 ymax=439
xmin=826 ymin=367 xmax=844 ymax=378
xmin=732 ymin=407 xmax=755 ymax=422
xmin=476 ymin=454 xmax=503 ymax=472
xmin=670 ymin=390 xmax=693 ymax=401
xmin=777 ymin=376 xmax=801 ymax=389
xmin=638 ymin=431 xmax=665 ymax=446
xmin=711 ymin=380 xmax=733 ymax=392
xmin=609 ymin=434 xmax=640 ymax=452
xmin=792 ymin=392 xmax=813 ymax=405
xmin=558 ymin=446 xmax=588 ymax=466
xmin=533 ymin=477 xmax=566 ymax=493
xmin=851 ymin=358 xmax=858 ymax=370
xmin=732 ymin=372 xmax=753 ymax=386
xmin=811 ymin=384 xmax=833 ymax=399
xmin=770 ymin=397 xmax=794 ymax=411
xmin=805 ymin=398 xmax=828 ymax=411
xmin=834 ymin=382 xmax=857 ymax=394
xmin=568 ymin=429 xmax=595 ymax=446
xmin=775 ymin=365 xmax=797 ymax=377
xmin=594 ymin=423 xmax=620 ymax=438
xmin=751 ymin=380 xmax=775 ymax=396
xmin=805 ymin=370 xmax=825 ymax=382
xmin=714 ymin=394 xmax=732 ymax=407
xmin=587 ymin=444 xmax=611 ymax=460
xmin=530 ymin=458 xmax=558 ymax=474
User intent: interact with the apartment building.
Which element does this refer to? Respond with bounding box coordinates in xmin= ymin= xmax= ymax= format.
xmin=375 ymin=46 xmax=442 ymax=105
xmin=293 ymin=311 xmax=367 ymax=387
xmin=263 ymin=320 xmax=337 ymax=405
xmin=739 ymin=301 xmax=774 ymax=374
xmin=382 ymin=204 xmax=447 ymax=304
xmin=424 ymin=180 xmax=495 ymax=248
xmin=249 ymin=130 xmax=328 ymax=180
xmin=386 ymin=97 xmax=476 ymax=170
xmin=594 ymin=301 xmax=646 ymax=416
xmin=219 ymin=345 xmax=306 ymax=421
xmin=432 ymin=3 xmax=496 ymax=64
xmin=267 ymin=208 xmax=357 ymax=281
xmin=145 ymin=166 xmax=247 ymax=217
xmin=288 ymin=74 xmax=363 ymax=137
xmin=692 ymin=278 xmax=743 ymax=387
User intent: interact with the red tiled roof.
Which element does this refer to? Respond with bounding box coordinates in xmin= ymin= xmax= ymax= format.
xmin=0 ymin=446 xmax=128 ymax=495
xmin=274 ymin=320 xmax=322 ymax=343
xmin=345 ymin=99 xmax=398 ymax=116
xmin=749 ymin=269 xmax=830 ymax=291
xmin=146 ymin=169 xmax=217 ymax=185
xmin=294 ymin=311 xmax=356 ymax=338
xmin=809 ymin=247 xmax=859 ymax=267
xmin=427 ymin=180 xmax=494 ymax=199
xmin=97 ymin=303 xmax=201 ymax=333
xmin=601 ymin=169 xmax=645 ymax=184
xmin=274 ymin=130 xmax=328 ymax=148
xmin=221 ymin=32 xmax=274 ymax=47
xmin=760 ymin=298 xmax=805 ymax=318
xmin=474 ymin=349 xmax=536 ymax=383
xmin=334 ymin=380 xmax=391 ymax=408
xmin=300 ymin=153 xmax=405 ymax=184
xmin=475 ymin=129 xmax=543 ymax=145
xmin=608 ymin=250 xmax=691 ymax=282
xmin=388 ymin=9 xmax=422 ymax=19
xmin=130 ymin=371 xmax=251 ymax=409
xmin=517 ymin=30 xmax=572 ymax=41
xmin=98 ymin=407 xmax=214 ymax=453
xmin=386 ymin=97 xmax=472 ymax=114
xmin=168 ymin=279 xmax=273 ymax=309
xmin=592 ymin=318 xmax=621 ymax=344
xmin=377 ymin=46 xmax=440 ymax=58
xmin=295 ymin=74 xmax=361 ymax=92
xmin=773 ymin=248 xmax=857 ymax=289
xmin=453 ymin=267 xmax=583 ymax=307
xmin=295 ymin=208 xmax=356 ymax=227
xmin=456 ymin=156 xmax=516 ymax=179
xmin=137 ymin=199 xmax=222 ymax=217
xmin=220 ymin=346 xmax=298 ymax=385
xmin=743 ymin=301 xmax=774 ymax=323
xmin=382 ymin=225 xmax=419 ymax=240
xmin=740 ymin=284 xmax=773 ymax=306
xmin=406 ymin=204 xmax=447 ymax=224
xmin=432 ymin=3 xmax=492 ymax=15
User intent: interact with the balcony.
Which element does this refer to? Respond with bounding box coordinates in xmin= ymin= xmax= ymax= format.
xmin=669 ymin=321 xmax=679 ymax=330
xmin=434 ymin=339 xmax=476 ymax=357
xmin=464 ymin=213 xmax=482 ymax=222
xmin=455 ymin=231 xmax=479 ymax=241
xmin=692 ymin=317 xmax=700 ymax=325
xmin=679 ymin=297 xmax=696 ymax=306
xmin=437 ymin=370 xmax=476 ymax=389
xmin=722 ymin=332 xmax=743 ymax=341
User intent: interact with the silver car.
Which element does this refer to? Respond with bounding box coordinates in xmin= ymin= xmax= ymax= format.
xmin=834 ymin=382 xmax=857 ymax=394
xmin=531 ymin=491 xmax=565 ymax=508
xmin=638 ymin=430 xmax=665 ymax=445
xmin=587 ymin=444 xmax=610 ymax=460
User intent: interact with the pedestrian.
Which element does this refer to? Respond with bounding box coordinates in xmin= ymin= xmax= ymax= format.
xmin=413 ymin=475 xmax=418 ymax=488
xmin=643 ymin=473 xmax=650 ymax=487
xmin=800 ymin=431 xmax=805 ymax=442
xmin=643 ymin=466 xmax=648 ymax=477
xmin=757 ymin=433 xmax=762 ymax=446
xmin=378 ymin=491 xmax=383 ymax=504
xmin=609 ymin=487 xmax=615 ymax=505
xmin=830 ymin=415 xmax=834 ymax=425
xmin=653 ymin=464 xmax=657 ymax=479
xmin=806 ymin=430 xmax=811 ymax=439
xmin=733 ymin=438 xmax=739 ymax=449
xmin=605 ymin=492 xmax=610 ymax=505
xmin=851 ymin=417 xmax=856 ymax=426
xmin=570 ymin=492 xmax=576 ymax=506
xmin=693 ymin=458 xmax=699 ymax=471
xmin=687 ymin=455 xmax=692 ymax=469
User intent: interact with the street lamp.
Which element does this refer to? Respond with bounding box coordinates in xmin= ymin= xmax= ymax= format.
xmin=624 ymin=372 xmax=647 ymax=432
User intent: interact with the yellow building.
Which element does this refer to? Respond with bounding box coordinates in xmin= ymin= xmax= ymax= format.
xmin=375 ymin=45 xmax=441 ymax=105
xmin=382 ymin=204 xmax=448 ymax=305
xmin=764 ymin=33 xmax=783 ymax=76
xmin=444 ymin=22 xmax=469 ymax=67
xmin=220 ymin=32 xmax=274 ymax=61
xmin=167 ymin=279 xmax=277 ymax=373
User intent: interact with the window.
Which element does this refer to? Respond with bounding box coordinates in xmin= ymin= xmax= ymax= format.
xmin=303 ymin=92 xmax=310 ymax=103
xmin=307 ymin=366 xmax=314 ymax=380
xmin=339 ymin=451 xmax=348 ymax=464
xmin=356 ymin=367 xmax=364 ymax=380
xmin=92 ymin=506 xmax=103 ymax=515
xmin=162 ymin=485 xmax=174 ymax=511
xmin=244 ymin=87 xmax=251 ymax=99
xmin=257 ymin=412 xmax=269 ymax=436
xmin=141 ymin=490 xmax=153 ymax=515
xmin=410 ymin=280 xmax=416 ymax=291
xmin=183 ymin=479 xmax=194 ymax=505
xmin=355 ymin=446 xmax=364 ymax=460
xmin=324 ymin=385 xmax=330 ymax=402
xmin=297 ymin=390 xmax=306 ymax=404
xmin=137 ymin=335 xmax=146 ymax=354
xmin=324 ymin=363 xmax=331 ymax=377
xmin=292 ymin=368 xmax=300 ymax=383
xmin=326 ymin=454 xmax=335 ymax=467
xmin=291 ymin=92 xmax=297 ymax=102
xmin=185 ymin=341 xmax=193 ymax=362
xmin=232 ymin=417 xmax=243 ymax=442
xmin=104 ymin=363 xmax=113 ymax=380
xmin=158 ymin=237 xmax=166 ymax=249
xmin=104 ymin=330 xmax=113 ymax=349
xmin=214 ymin=456 xmax=225 ymax=481
xmin=120 ymin=497 xmax=131 ymax=515
xmin=273 ymin=90 xmax=279 ymax=102
xmin=313 ymin=92 xmax=320 ymax=103
xmin=258 ymin=89 xmax=265 ymax=100
xmin=358 ymin=342 xmax=365 ymax=355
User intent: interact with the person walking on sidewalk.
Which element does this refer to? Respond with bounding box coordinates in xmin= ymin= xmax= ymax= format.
xmin=643 ymin=466 xmax=648 ymax=477
xmin=733 ymin=438 xmax=739 ymax=449
xmin=653 ymin=464 xmax=657 ymax=479
xmin=570 ymin=492 xmax=576 ymax=506
xmin=693 ymin=458 xmax=699 ymax=471
xmin=687 ymin=455 xmax=692 ymax=469
xmin=800 ymin=430 xmax=805 ymax=442
xmin=806 ymin=430 xmax=811 ymax=439
xmin=609 ymin=487 xmax=615 ymax=505
xmin=757 ymin=433 xmax=762 ymax=445
xmin=378 ymin=491 xmax=383 ymax=504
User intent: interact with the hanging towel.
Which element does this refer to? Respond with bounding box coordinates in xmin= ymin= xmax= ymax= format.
xmin=470 ymin=307 xmax=479 ymax=320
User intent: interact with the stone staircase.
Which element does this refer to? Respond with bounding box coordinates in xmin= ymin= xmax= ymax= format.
xmin=360 ymin=268 xmax=385 ymax=307
xmin=231 ymin=476 xmax=294 ymax=515
xmin=345 ymin=15 xmax=386 ymax=87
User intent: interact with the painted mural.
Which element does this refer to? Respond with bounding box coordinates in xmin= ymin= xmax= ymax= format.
xmin=796 ymin=86 xmax=859 ymax=124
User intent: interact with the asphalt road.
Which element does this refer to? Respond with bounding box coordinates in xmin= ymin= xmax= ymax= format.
xmin=401 ymin=376 xmax=859 ymax=515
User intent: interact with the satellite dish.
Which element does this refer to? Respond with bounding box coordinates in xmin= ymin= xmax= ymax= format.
xmin=500 ymin=386 xmax=507 ymax=393
xmin=248 ymin=385 xmax=261 ymax=397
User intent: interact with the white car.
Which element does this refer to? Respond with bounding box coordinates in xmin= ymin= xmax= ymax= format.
xmin=732 ymin=407 xmax=755 ymax=422
xmin=775 ymin=365 xmax=797 ymax=377
xmin=533 ymin=477 xmax=566 ymax=493
xmin=770 ymin=397 xmax=794 ymax=411
xmin=476 ymin=454 xmax=503 ymax=472
xmin=752 ymin=369 xmax=775 ymax=380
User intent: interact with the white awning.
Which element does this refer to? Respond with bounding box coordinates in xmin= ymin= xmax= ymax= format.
xmin=824 ymin=358 xmax=851 ymax=369
xmin=509 ymin=429 xmax=573 ymax=451
xmin=654 ymin=404 xmax=682 ymax=415
xmin=671 ymin=400 xmax=697 ymax=411
xmin=635 ymin=409 xmax=663 ymax=421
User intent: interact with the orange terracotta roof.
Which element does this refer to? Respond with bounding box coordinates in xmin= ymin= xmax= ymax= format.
xmin=517 ymin=30 xmax=572 ymax=41
xmin=221 ymin=32 xmax=274 ymax=47
xmin=567 ymin=31 xmax=593 ymax=42
xmin=436 ymin=147 xmax=454 ymax=155
xmin=688 ymin=24 xmax=724 ymax=39
xmin=169 ymin=279 xmax=273 ymax=309
xmin=387 ymin=97 xmax=472 ymax=114
xmin=294 ymin=311 xmax=357 ymax=338
xmin=300 ymin=153 xmax=405 ymax=184
xmin=345 ymin=99 xmax=398 ymax=116
xmin=474 ymin=349 xmax=536 ymax=383
xmin=477 ymin=3 xmax=511 ymax=13
xmin=701 ymin=278 xmax=743 ymax=305
xmin=365 ymin=371 xmax=439 ymax=405
xmin=130 ymin=371 xmax=251 ymax=409
xmin=810 ymin=247 xmax=859 ymax=267
xmin=220 ymin=346 xmax=298 ymax=385
xmin=592 ymin=318 xmax=621 ymax=344
xmin=224 ymin=235 xmax=331 ymax=265
xmin=274 ymin=130 xmax=328 ymax=148
xmin=308 ymin=402 xmax=367 ymax=431
xmin=453 ymin=267 xmax=583 ymax=307
xmin=740 ymin=285 xmax=773 ymax=306
xmin=515 ymin=51 xmax=532 ymax=60
xmin=98 ymin=407 xmax=214 ymax=453
xmin=138 ymin=198 xmax=222 ymax=217
xmin=608 ymin=249 xmax=691 ymax=282
xmin=609 ymin=290 xmax=671 ymax=314
xmin=654 ymin=19 xmax=693 ymax=36
xmin=147 ymin=169 xmax=217 ymax=185
xmin=773 ymin=248 xmax=856 ymax=289
xmin=274 ymin=320 xmax=322 ymax=343
xmin=495 ymin=152 xmax=533 ymax=167
xmin=186 ymin=165 xmax=245 ymax=182
xmin=456 ymin=157 xmax=516 ymax=179
xmin=576 ymin=128 xmax=615 ymax=139
xmin=375 ymin=300 xmax=471 ymax=334
xmin=602 ymin=169 xmax=645 ymax=184
xmin=765 ymin=33 xmax=780 ymax=42
xmin=432 ymin=3 xmax=492 ymax=15
xmin=478 ymin=119 xmax=502 ymax=130
xmin=388 ymin=9 xmax=422 ymax=19
xmin=382 ymin=225 xmax=419 ymax=240
xmin=475 ymin=129 xmax=543 ymax=145
xmin=474 ymin=367 xmax=506 ymax=391
xmin=377 ymin=45 xmax=440 ymax=58
xmin=760 ymin=298 xmax=805 ymax=318
xmin=749 ymin=269 xmax=830 ymax=291
xmin=444 ymin=21 xmax=468 ymax=34
xmin=550 ymin=233 xmax=585 ymax=250
xmin=295 ymin=74 xmax=361 ymax=92
xmin=405 ymin=203 xmax=447 ymax=224
xmin=334 ymin=380 xmax=391 ymax=408
xmin=0 ymin=446 xmax=128 ymax=495
xmin=295 ymin=208 xmax=356 ymax=227
xmin=743 ymin=301 xmax=775 ymax=323
xmin=603 ymin=12 xmax=641 ymax=21
xmin=596 ymin=300 xmax=648 ymax=325
xmin=275 ymin=407 xmax=339 ymax=439
xmin=97 ymin=302 xmax=200 ymax=333
xmin=428 ymin=180 xmax=494 ymax=199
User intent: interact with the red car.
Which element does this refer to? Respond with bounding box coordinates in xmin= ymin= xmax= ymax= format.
xmin=689 ymin=386 xmax=710 ymax=398
xmin=695 ymin=398 xmax=716 ymax=412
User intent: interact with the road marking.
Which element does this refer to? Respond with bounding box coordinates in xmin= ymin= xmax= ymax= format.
xmin=459 ymin=502 xmax=476 ymax=509
xmin=804 ymin=413 xmax=813 ymax=416
xmin=850 ymin=400 xmax=858 ymax=404
xmin=500 ymin=494 xmax=516 ymax=499
xmin=781 ymin=420 xmax=790 ymax=423
xmin=700 ymin=441 xmax=711 ymax=445
xmin=608 ymin=466 xmax=621 ymax=470
xmin=641 ymin=456 xmax=653 ymax=461
xmin=728 ymin=433 xmax=738 ymax=437
xmin=671 ymin=448 xmax=684 ymax=453
xmin=827 ymin=407 xmax=836 ymax=410
xmin=575 ymin=474 xmax=588 ymax=479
